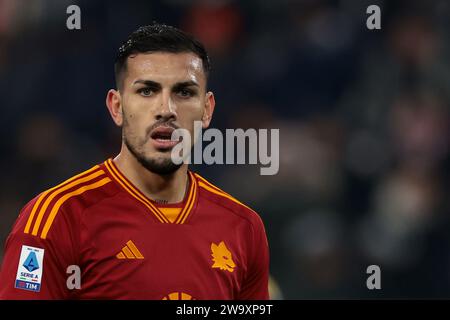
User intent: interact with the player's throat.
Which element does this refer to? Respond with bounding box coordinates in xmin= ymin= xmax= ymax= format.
xmin=113 ymin=151 xmax=190 ymax=204
xmin=152 ymin=176 xmax=190 ymax=223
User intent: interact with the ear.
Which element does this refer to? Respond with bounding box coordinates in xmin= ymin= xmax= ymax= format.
xmin=202 ymin=91 xmax=216 ymax=129
xmin=106 ymin=89 xmax=123 ymax=127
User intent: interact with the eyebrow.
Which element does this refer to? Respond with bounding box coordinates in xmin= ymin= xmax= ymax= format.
xmin=133 ymin=79 xmax=199 ymax=89
xmin=173 ymin=81 xmax=199 ymax=91
xmin=133 ymin=79 xmax=161 ymax=88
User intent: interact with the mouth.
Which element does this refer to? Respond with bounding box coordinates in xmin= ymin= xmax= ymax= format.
xmin=149 ymin=126 xmax=180 ymax=150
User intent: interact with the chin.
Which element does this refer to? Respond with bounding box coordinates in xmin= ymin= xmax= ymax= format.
xmin=137 ymin=154 xmax=182 ymax=175
xmin=125 ymin=138 xmax=182 ymax=175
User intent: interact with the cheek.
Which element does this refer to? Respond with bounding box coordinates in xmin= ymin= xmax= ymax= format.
xmin=179 ymin=107 xmax=204 ymax=133
xmin=123 ymin=98 xmax=153 ymax=128
xmin=178 ymin=100 xmax=204 ymax=120
xmin=123 ymin=111 xmax=147 ymax=139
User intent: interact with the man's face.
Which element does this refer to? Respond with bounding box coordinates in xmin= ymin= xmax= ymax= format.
xmin=112 ymin=52 xmax=213 ymax=174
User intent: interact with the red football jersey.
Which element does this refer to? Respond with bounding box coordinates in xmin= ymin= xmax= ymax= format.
xmin=0 ymin=159 xmax=269 ymax=300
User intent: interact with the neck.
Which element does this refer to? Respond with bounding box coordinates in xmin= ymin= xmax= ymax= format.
xmin=113 ymin=146 xmax=189 ymax=204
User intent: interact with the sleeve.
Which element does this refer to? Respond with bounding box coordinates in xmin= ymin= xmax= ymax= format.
xmin=237 ymin=213 xmax=270 ymax=300
xmin=0 ymin=196 xmax=79 ymax=300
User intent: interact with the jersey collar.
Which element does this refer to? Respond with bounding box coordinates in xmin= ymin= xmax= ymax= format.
xmin=103 ymin=158 xmax=197 ymax=224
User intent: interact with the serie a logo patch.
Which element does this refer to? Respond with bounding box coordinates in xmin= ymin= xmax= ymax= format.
xmin=15 ymin=245 xmax=45 ymax=292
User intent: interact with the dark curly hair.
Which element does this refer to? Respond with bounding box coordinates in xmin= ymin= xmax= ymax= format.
xmin=114 ymin=23 xmax=211 ymax=90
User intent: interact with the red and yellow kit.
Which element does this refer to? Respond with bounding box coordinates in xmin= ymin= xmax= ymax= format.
xmin=0 ymin=159 xmax=269 ymax=300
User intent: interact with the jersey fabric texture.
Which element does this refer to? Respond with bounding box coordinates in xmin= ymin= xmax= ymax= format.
xmin=0 ymin=159 xmax=269 ymax=300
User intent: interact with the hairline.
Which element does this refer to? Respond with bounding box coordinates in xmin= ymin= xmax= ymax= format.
xmin=115 ymin=50 xmax=209 ymax=91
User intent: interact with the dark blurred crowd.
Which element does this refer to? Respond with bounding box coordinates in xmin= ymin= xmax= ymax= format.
xmin=1 ymin=0 xmax=449 ymax=298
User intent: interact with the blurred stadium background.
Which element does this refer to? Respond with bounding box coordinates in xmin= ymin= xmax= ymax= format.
xmin=1 ymin=0 xmax=450 ymax=299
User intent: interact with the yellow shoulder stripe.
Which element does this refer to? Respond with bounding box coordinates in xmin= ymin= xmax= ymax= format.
xmin=24 ymin=165 xmax=100 ymax=234
xmin=31 ymin=170 xmax=105 ymax=236
xmin=40 ymin=177 xmax=111 ymax=239
xmin=196 ymin=179 xmax=255 ymax=213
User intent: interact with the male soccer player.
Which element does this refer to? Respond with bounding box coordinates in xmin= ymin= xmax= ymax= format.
xmin=0 ymin=23 xmax=269 ymax=299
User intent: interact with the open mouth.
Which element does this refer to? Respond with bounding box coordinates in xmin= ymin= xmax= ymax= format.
xmin=149 ymin=126 xmax=180 ymax=150
xmin=151 ymin=126 xmax=175 ymax=141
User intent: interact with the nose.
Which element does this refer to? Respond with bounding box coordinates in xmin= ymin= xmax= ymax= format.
xmin=155 ymin=90 xmax=177 ymax=122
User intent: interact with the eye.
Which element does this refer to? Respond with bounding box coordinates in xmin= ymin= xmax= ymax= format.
xmin=177 ymin=89 xmax=194 ymax=98
xmin=138 ymin=88 xmax=153 ymax=96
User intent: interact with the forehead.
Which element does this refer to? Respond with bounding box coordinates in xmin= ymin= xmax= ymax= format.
xmin=125 ymin=52 xmax=205 ymax=85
